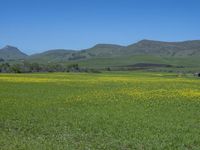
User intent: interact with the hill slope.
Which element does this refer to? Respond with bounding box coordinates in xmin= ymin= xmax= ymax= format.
xmin=1 ymin=40 xmax=200 ymax=70
xmin=28 ymin=49 xmax=75 ymax=63
xmin=0 ymin=45 xmax=27 ymax=60
xmin=124 ymin=40 xmax=200 ymax=56
xmin=26 ymin=40 xmax=200 ymax=63
xmin=25 ymin=44 xmax=125 ymax=63
xmin=82 ymin=44 xmax=125 ymax=57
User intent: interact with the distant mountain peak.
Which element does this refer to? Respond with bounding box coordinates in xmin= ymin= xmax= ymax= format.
xmin=4 ymin=45 xmax=17 ymax=49
xmin=138 ymin=39 xmax=151 ymax=42
xmin=1 ymin=39 xmax=200 ymax=63
xmin=92 ymin=44 xmax=124 ymax=48
xmin=0 ymin=45 xmax=27 ymax=60
xmin=137 ymin=39 xmax=161 ymax=44
xmin=1 ymin=45 xmax=21 ymax=52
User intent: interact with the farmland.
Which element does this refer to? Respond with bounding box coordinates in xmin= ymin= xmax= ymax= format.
xmin=0 ymin=72 xmax=200 ymax=149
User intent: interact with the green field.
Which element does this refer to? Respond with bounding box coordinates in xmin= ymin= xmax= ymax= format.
xmin=0 ymin=72 xmax=200 ymax=149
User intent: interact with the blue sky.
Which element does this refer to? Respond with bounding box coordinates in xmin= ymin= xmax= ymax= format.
xmin=0 ymin=0 xmax=200 ymax=54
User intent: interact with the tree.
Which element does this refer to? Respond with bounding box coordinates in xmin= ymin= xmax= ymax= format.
xmin=0 ymin=63 xmax=10 ymax=73
xmin=30 ymin=63 xmax=42 ymax=72
xmin=0 ymin=58 xmax=4 ymax=62
xmin=10 ymin=64 xmax=22 ymax=73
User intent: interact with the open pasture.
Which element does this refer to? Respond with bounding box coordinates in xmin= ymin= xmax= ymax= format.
xmin=0 ymin=72 xmax=200 ymax=149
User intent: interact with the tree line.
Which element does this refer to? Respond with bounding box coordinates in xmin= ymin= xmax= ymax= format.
xmin=0 ymin=62 xmax=100 ymax=73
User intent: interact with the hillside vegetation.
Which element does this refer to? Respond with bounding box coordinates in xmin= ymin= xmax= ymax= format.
xmin=1 ymin=40 xmax=200 ymax=71
xmin=0 ymin=46 xmax=27 ymax=60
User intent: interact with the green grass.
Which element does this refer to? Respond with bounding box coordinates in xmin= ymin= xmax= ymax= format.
xmin=0 ymin=72 xmax=200 ymax=149
xmin=75 ymin=55 xmax=167 ymax=68
xmin=64 ymin=55 xmax=200 ymax=71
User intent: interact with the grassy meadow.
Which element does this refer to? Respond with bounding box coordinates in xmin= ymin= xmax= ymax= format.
xmin=0 ymin=72 xmax=200 ymax=149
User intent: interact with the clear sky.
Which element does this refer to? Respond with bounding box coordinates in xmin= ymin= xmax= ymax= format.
xmin=0 ymin=0 xmax=200 ymax=54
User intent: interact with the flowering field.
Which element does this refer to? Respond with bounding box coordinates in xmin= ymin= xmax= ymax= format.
xmin=0 ymin=72 xmax=200 ymax=149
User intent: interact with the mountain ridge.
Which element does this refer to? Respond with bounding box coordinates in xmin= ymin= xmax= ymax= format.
xmin=2 ymin=39 xmax=200 ymax=57
xmin=0 ymin=45 xmax=27 ymax=60
xmin=1 ymin=40 xmax=200 ymax=67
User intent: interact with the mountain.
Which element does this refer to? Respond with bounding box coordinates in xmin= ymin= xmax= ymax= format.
xmin=0 ymin=45 xmax=27 ymax=60
xmin=27 ymin=44 xmax=125 ymax=62
xmin=76 ymin=39 xmax=200 ymax=58
xmin=28 ymin=49 xmax=75 ymax=63
xmin=124 ymin=40 xmax=200 ymax=56
xmin=26 ymin=40 xmax=200 ymax=63
xmin=71 ymin=40 xmax=200 ymax=68
xmin=82 ymin=44 xmax=125 ymax=57
xmin=1 ymin=40 xmax=200 ymax=69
